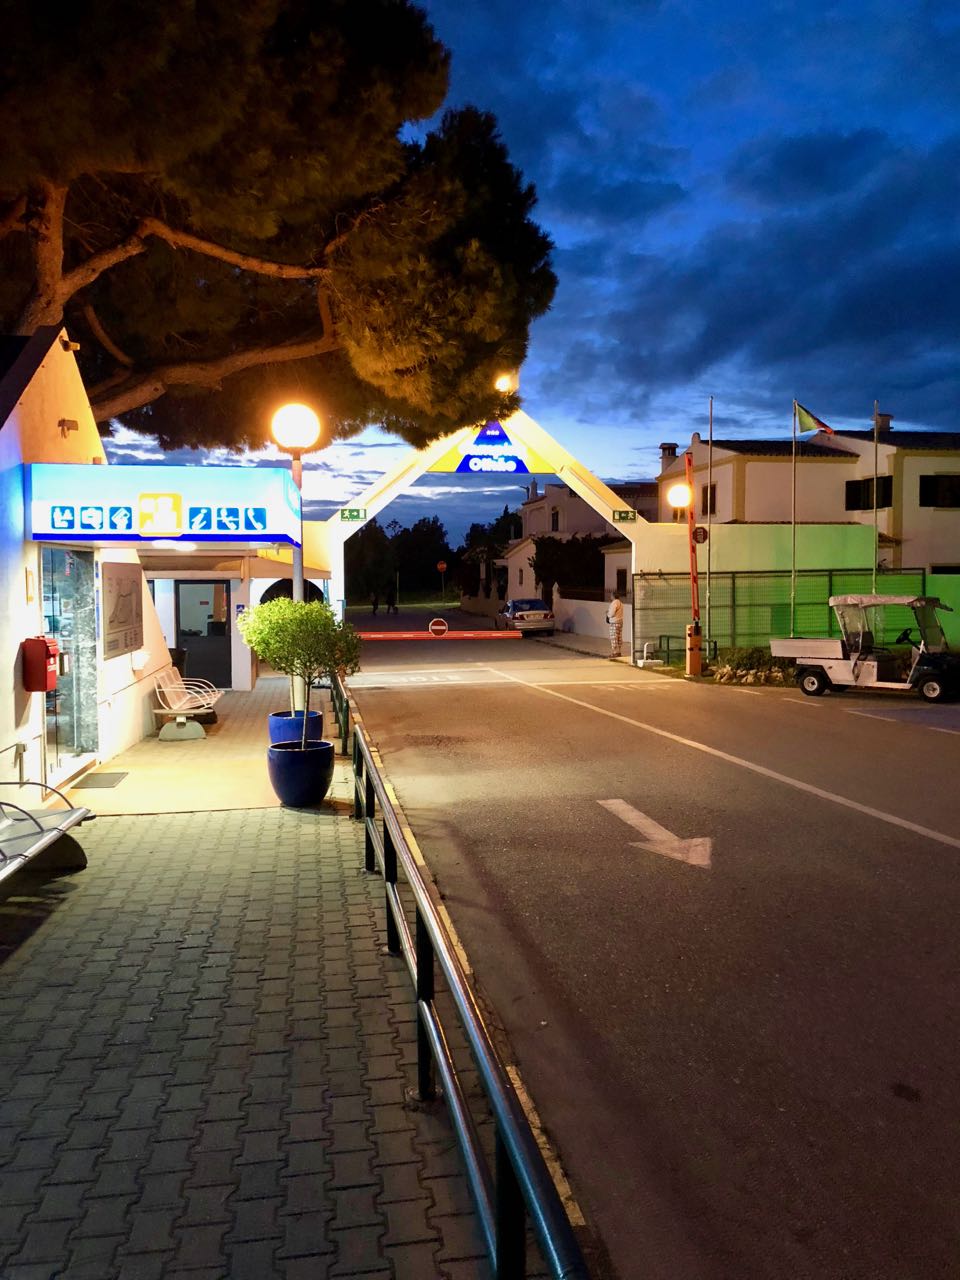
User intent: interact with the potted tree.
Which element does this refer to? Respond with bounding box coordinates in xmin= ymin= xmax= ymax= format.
xmin=238 ymin=598 xmax=361 ymax=806
xmin=238 ymin=597 xmax=325 ymax=745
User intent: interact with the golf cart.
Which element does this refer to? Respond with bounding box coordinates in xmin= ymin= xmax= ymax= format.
xmin=770 ymin=594 xmax=960 ymax=702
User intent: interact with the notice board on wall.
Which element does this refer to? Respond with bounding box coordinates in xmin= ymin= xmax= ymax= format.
xmin=102 ymin=561 xmax=144 ymax=658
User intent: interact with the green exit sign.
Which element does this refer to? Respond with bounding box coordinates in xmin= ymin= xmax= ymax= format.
xmin=613 ymin=509 xmax=637 ymax=523
xmin=340 ymin=507 xmax=367 ymax=522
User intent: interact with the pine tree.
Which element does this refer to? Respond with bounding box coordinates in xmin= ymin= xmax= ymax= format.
xmin=0 ymin=0 xmax=554 ymax=449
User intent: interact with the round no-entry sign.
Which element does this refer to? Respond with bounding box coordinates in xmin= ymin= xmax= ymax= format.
xmin=428 ymin=617 xmax=449 ymax=637
xmin=437 ymin=560 xmax=448 ymax=573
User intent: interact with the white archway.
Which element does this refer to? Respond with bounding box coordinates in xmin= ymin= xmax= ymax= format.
xmin=259 ymin=409 xmax=646 ymax=615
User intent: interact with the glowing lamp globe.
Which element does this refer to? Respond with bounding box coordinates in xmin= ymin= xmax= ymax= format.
xmin=666 ymin=481 xmax=693 ymax=509
xmin=494 ymin=372 xmax=517 ymax=393
xmin=271 ymin=403 xmax=321 ymax=452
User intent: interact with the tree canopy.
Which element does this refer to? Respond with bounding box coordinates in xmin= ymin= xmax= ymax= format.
xmin=0 ymin=0 xmax=555 ymax=450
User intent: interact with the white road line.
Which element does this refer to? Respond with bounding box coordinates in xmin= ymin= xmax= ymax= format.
xmin=490 ymin=667 xmax=960 ymax=851
xmin=842 ymin=708 xmax=900 ymax=724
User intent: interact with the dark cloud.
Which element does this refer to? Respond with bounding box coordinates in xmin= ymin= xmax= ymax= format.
xmin=727 ymin=129 xmax=893 ymax=204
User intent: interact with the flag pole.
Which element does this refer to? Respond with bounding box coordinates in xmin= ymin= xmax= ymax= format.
xmin=706 ymin=395 xmax=713 ymax=647
xmin=791 ymin=400 xmax=798 ymax=636
xmin=872 ymin=399 xmax=879 ymax=593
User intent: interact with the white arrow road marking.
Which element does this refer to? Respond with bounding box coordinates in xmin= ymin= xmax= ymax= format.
xmin=599 ymin=798 xmax=712 ymax=868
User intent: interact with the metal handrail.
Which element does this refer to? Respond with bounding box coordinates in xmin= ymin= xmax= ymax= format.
xmin=337 ymin=676 xmax=590 ymax=1280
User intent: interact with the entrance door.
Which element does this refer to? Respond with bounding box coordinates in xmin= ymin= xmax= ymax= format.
xmin=40 ymin=547 xmax=99 ymax=784
xmin=175 ymin=581 xmax=232 ymax=687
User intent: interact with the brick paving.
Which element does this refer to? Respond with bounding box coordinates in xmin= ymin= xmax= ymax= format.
xmin=0 ymin=798 xmax=495 ymax=1278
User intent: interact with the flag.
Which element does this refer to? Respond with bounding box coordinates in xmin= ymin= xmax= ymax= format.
xmin=796 ymin=403 xmax=834 ymax=434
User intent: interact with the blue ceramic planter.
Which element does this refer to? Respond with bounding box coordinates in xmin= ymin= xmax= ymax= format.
xmin=267 ymin=740 xmax=335 ymax=808
xmin=268 ymin=709 xmax=323 ymax=745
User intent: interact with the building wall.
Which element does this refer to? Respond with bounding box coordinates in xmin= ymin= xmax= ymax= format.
xmin=522 ymin=484 xmax=609 ymax=538
xmin=898 ymin=454 xmax=960 ymax=570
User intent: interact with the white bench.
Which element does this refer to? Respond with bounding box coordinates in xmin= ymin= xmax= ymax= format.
xmin=154 ymin=667 xmax=224 ymax=740
xmin=0 ymin=782 xmax=93 ymax=885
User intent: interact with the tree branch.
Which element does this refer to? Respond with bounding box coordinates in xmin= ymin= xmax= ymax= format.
xmin=139 ymin=217 xmax=331 ymax=280
xmin=88 ymin=329 xmax=342 ymax=421
xmin=81 ymin=302 xmax=134 ymax=366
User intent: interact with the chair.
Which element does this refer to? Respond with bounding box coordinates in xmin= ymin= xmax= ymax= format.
xmin=0 ymin=782 xmax=92 ymax=884
xmin=154 ymin=667 xmax=223 ymax=740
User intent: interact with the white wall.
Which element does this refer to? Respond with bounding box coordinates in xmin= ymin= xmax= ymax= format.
xmin=553 ymin=593 xmax=633 ymax=650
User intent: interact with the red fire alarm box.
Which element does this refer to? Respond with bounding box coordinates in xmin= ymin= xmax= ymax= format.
xmin=22 ymin=636 xmax=59 ymax=692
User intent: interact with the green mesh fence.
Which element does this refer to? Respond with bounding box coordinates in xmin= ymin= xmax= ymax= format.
xmin=632 ymin=569 xmax=926 ymax=652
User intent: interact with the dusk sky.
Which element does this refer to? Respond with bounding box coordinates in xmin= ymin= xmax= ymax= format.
xmin=105 ymin=0 xmax=959 ymax=544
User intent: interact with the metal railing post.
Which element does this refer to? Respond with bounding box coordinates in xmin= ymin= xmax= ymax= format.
xmin=353 ymin=735 xmax=363 ymax=821
xmin=364 ymin=769 xmax=376 ymax=874
xmin=383 ymin=823 xmax=401 ymax=955
xmin=415 ymin=911 xmax=436 ymax=1101
xmin=495 ymin=1131 xmax=526 ymax=1279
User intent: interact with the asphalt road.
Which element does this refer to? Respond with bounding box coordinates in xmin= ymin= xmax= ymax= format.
xmin=347 ymin=630 xmax=960 ymax=1280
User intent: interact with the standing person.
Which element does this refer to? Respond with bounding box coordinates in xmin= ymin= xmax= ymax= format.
xmin=607 ymin=591 xmax=624 ymax=658
xmin=371 ymin=590 xmax=379 ymax=615
xmin=385 ymin=583 xmax=397 ymax=615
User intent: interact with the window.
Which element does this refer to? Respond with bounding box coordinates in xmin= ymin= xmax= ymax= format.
xmin=700 ymin=483 xmax=716 ymax=516
xmin=919 ymin=474 xmax=960 ymax=508
xmin=672 ymin=507 xmax=685 ymax=523
xmin=931 ymin=565 xmax=960 ymax=574
xmin=518 ymin=568 xmax=524 ymax=586
xmin=550 ymin=508 xmax=559 ymax=532
xmin=616 ymin=568 xmax=627 ymax=595
xmin=845 ymin=476 xmax=892 ymax=511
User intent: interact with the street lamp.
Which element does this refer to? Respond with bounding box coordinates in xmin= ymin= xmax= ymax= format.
xmin=666 ymin=451 xmax=702 ymax=677
xmin=271 ymin=403 xmax=322 ymax=707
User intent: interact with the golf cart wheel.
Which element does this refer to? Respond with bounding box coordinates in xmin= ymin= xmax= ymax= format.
xmin=798 ymin=668 xmax=828 ymax=697
xmin=918 ymin=677 xmax=945 ymax=703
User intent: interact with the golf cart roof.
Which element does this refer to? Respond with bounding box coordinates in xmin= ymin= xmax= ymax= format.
xmin=828 ymin=594 xmax=953 ymax=611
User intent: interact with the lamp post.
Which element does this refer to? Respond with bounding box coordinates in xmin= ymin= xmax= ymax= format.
xmin=271 ymin=402 xmax=322 ymax=707
xmin=666 ymin=450 xmax=702 ymax=677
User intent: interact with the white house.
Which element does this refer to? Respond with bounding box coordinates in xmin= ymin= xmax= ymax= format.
xmin=656 ymin=426 xmax=960 ymax=573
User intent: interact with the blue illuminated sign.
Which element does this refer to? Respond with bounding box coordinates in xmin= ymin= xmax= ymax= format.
xmin=26 ymin=464 xmax=301 ymax=545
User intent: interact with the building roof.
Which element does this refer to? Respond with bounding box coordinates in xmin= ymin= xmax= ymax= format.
xmin=828 ymin=430 xmax=960 ymax=450
xmin=610 ymin=481 xmax=657 ymax=501
xmin=706 ymin=438 xmax=852 ymax=458
xmin=0 ymin=327 xmax=61 ymax=430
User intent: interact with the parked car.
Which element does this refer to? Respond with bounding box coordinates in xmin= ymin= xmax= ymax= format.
xmin=494 ymin=598 xmax=555 ymax=636
xmin=770 ymin=594 xmax=960 ymax=702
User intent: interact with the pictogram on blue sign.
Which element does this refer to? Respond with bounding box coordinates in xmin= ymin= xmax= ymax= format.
xmin=188 ymin=506 xmax=213 ymax=532
xmin=51 ymin=506 xmax=75 ymax=530
xmin=243 ymin=507 xmax=267 ymax=532
xmin=108 ymin=506 xmax=133 ymax=531
xmin=215 ymin=506 xmax=240 ymax=531
xmin=79 ymin=506 xmax=105 ymax=531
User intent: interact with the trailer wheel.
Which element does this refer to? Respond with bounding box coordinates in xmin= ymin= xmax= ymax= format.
xmin=798 ymin=668 xmax=828 ymax=696
xmin=918 ymin=677 xmax=945 ymax=703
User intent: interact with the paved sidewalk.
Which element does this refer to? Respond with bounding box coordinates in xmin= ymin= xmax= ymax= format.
xmin=0 ymin=691 xmax=499 ymax=1277
xmin=532 ymin=632 xmax=632 ymax=664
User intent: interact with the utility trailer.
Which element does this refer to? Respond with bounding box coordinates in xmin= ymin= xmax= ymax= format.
xmin=770 ymin=594 xmax=960 ymax=702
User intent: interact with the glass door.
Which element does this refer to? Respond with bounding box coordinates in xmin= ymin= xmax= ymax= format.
xmin=40 ymin=547 xmax=99 ymax=784
xmin=175 ymin=580 xmax=232 ymax=687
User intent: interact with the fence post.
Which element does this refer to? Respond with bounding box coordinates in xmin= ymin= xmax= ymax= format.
xmin=415 ymin=911 xmax=436 ymax=1101
xmin=495 ymin=1131 xmax=526 ymax=1279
